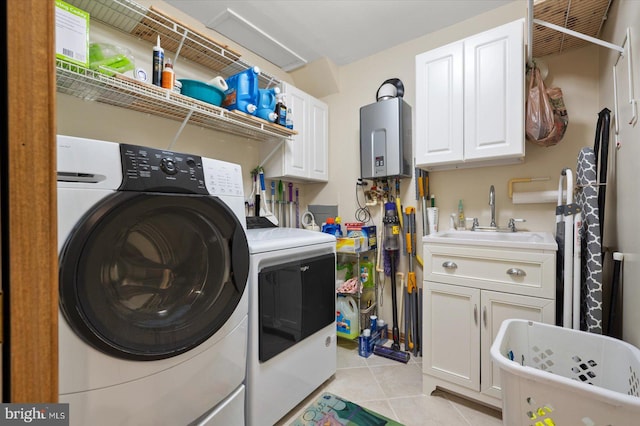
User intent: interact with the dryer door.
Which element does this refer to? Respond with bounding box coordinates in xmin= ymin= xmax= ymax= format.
xmin=59 ymin=191 xmax=249 ymax=360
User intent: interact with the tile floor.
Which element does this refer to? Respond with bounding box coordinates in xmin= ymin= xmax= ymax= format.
xmin=276 ymin=338 xmax=503 ymax=426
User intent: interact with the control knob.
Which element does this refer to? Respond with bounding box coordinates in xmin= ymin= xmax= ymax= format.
xmin=160 ymin=157 xmax=178 ymax=175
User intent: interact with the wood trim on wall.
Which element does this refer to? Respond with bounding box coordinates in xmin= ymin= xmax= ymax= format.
xmin=6 ymin=0 xmax=58 ymax=401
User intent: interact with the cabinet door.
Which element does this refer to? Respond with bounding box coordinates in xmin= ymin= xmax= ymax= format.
xmin=480 ymin=290 xmax=554 ymax=399
xmin=282 ymin=83 xmax=308 ymax=178
xmin=463 ymin=19 xmax=524 ymax=161
xmin=424 ymin=282 xmax=480 ymax=391
xmin=415 ymin=41 xmax=464 ymax=167
xmin=307 ymin=97 xmax=328 ymax=181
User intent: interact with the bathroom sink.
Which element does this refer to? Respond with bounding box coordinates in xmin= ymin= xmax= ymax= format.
xmin=424 ymin=230 xmax=558 ymax=250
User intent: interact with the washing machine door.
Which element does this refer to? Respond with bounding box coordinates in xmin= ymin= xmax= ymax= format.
xmin=59 ymin=191 xmax=249 ymax=360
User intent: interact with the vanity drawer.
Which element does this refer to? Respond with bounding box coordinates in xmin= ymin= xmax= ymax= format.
xmin=424 ymin=244 xmax=555 ymax=299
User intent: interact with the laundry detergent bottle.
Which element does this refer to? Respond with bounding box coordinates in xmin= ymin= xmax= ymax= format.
xmin=222 ymin=66 xmax=260 ymax=115
xmin=336 ymin=295 xmax=359 ymax=339
xmin=360 ymin=257 xmax=374 ymax=289
xmin=256 ymin=87 xmax=280 ymax=121
xmin=321 ymin=217 xmax=342 ymax=236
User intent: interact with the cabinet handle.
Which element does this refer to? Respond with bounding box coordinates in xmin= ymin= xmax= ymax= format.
xmin=506 ymin=268 xmax=526 ymax=277
xmin=483 ymin=306 xmax=487 ymax=327
xmin=442 ymin=261 xmax=458 ymax=270
xmin=474 ymin=304 xmax=478 ymax=325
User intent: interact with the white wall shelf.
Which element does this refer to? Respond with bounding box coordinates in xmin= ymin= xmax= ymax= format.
xmin=57 ymin=60 xmax=296 ymax=142
xmin=58 ymin=0 xmax=296 ymax=142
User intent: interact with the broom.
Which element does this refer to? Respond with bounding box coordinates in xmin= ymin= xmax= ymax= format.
xmin=373 ymin=202 xmax=410 ymax=363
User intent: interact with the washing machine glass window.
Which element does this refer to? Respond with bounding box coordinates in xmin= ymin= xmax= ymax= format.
xmin=258 ymin=253 xmax=335 ymax=362
xmin=59 ymin=191 xmax=249 ymax=360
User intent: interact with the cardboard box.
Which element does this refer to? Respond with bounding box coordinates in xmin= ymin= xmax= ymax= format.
xmin=345 ymin=223 xmax=377 ymax=251
xmin=336 ymin=236 xmax=363 ymax=253
xmin=55 ymin=0 xmax=90 ymax=67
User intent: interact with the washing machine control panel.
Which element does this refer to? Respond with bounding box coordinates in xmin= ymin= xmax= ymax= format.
xmin=119 ymin=144 xmax=208 ymax=194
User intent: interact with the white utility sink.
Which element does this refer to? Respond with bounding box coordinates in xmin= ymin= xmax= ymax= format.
xmin=424 ymin=230 xmax=558 ymax=250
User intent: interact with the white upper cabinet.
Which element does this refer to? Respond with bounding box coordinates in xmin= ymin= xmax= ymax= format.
xmin=262 ymin=82 xmax=329 ymax=182
xmin=415 ymin=41 xmax=464 ymax=166
xmin=415 ymin=19 xmax=525 ymax=170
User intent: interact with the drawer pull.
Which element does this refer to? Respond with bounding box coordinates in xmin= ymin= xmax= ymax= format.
xmin=483 ymin=306 xmax=487 ymax=327
xmin=507 ymin=268 xmax=526 ymax=277
xmin=442 ymin=261 xmax=458 ymax=270
xmin=474 ymin=304 xmax=478 ymax=325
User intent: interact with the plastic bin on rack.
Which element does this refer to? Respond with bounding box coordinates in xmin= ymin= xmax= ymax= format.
xmin=491 ymin=319 xmax=640 ymax=425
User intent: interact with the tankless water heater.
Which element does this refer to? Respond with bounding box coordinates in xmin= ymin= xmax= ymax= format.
xmin=359 ymin=97 xmax=412 ymax=180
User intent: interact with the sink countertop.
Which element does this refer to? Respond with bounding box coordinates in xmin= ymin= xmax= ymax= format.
xmin=423 ymin=230 xmax=558 ymax=251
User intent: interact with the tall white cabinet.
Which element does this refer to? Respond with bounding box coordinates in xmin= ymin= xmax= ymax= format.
xmin=423 ymin=239 xmax=556 ymax=408
xmin=262 ymin=82 xmax=329 ymax=182
xmin=415 ymin=19 xmax=525 ymax=170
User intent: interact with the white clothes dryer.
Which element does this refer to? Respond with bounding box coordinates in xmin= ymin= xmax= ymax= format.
xmin=57 ymin=135 xmax=249 ymax=426
xmin=245 ymin=228 xmax=337 ymax=426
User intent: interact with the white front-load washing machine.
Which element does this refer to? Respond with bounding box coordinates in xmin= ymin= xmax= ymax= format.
xmin=57 ymin=135 xmax=249 ymax=426
xmin=245 ymin=228 xmax=337 ymax=426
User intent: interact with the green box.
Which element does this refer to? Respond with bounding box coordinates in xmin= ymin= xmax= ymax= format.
xmin=55 ymin=0 xmax=90 ymax=67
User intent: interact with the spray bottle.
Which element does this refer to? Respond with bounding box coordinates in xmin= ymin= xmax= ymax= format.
xmin=152 ymin=35 xmax=164 ymax=87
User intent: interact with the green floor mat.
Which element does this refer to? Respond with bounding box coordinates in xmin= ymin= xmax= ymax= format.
xmin=291 ymin=392 xmax=404 ymax=426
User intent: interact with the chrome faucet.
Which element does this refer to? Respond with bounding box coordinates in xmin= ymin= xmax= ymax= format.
xmin=489 ymin=185 xmax=496 ymax=228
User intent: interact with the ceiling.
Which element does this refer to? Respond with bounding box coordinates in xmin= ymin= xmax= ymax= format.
xmin=165 ymin=0 xmax=517 ymax=71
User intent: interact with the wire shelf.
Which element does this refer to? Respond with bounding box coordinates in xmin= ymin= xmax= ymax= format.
xmin=532 ymin=0 xmax=612 ymax=58
xmin=64 ymin=0 xmax=282 ymax=88
xmin=57 ymin=59 xmax=296 ymax=142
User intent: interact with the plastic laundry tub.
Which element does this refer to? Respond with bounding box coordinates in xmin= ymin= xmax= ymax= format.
xmin=178 ymin=79 xmax=225 ymax=106
xmin=491 ymin=319 xmax=640 ymax=425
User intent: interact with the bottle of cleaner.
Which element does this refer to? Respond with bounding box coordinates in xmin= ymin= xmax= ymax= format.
xmin=222 ymin=66 xmax=260 ymax=115
xmin=321 ymin=217 xmax=342 ymax=236
xmin=256 ymin=87 xmax=280 ymax=121
xmin=335 ymin=216 xmax=344 ymax=236
xmin=274 ymin=93 xmax=287 ymax=126
xmin=152 ymin=35 xmax=164 ymax=87
xmin=336 ymin=295 xmax=359 ymax=339
xmin=286 ymin=106 xmax=293 ymax=129
xmin=358 ymin=328 xmax=372 ymax=357
xmin=161 ymin=58 xmax=174 ymax=90
xmin=369 ymin=315 xmax=378 ymax=333
xmin=360 ymin=257 xmax=374 ymax=289
xmin=457 ymin=199 xmax=465 ymax=230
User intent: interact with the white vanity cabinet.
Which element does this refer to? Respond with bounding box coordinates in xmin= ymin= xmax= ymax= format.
xmin=262 ymin=82 xmax=329 ymax=182
xmin=415 ymin=19 xmax=525 ymax=170
xmin=422 ymin=240 xmax=556 ymax=408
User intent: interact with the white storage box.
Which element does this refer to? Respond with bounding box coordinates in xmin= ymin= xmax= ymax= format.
xmin=491 ymin=319 xmax=640 ymax=425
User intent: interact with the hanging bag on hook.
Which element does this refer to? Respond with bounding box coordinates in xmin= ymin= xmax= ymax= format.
xmin=525 ymin=65 xmax=568 ymax=147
